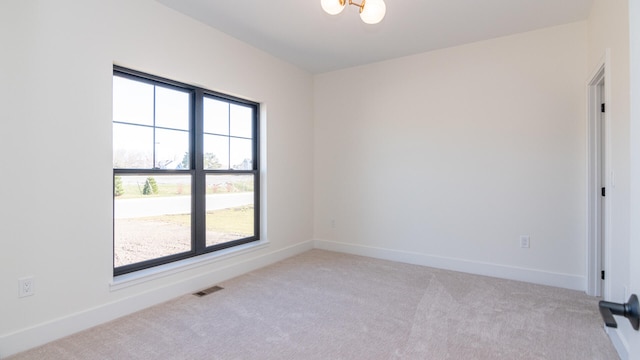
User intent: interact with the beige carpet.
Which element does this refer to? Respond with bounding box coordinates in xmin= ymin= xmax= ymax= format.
xmin=9 ymin=250 xmax=618 ymax=359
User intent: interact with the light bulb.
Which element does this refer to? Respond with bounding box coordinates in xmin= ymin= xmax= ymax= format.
xmin=360 ymin=0 xmax=386 ymax=24
xmin=321 ymin=0 xmax=346 ymax=15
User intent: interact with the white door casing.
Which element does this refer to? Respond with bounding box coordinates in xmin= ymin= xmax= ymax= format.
xmin=587 ymin=51 xmax=611 ymax=298
xmin=628 ymin=0 xmax=640 ymax=357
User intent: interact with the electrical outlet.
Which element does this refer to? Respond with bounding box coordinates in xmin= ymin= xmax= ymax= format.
xmin=520 ymin=235 xmax=530 ymax=249
xmin=331 ymin=219 xmax=336 ymax=229
xmin=19 ymin=277 xmax=35 ymax=298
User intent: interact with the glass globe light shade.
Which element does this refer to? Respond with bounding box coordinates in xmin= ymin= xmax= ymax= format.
xmin=321 ymin=0 xmax=346 ymax=15
xmin=360 ymin=0 xmax=386 ymax=24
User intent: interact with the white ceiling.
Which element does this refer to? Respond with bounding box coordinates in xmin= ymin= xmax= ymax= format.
xmin=156 ymin=0 xmax=594 ymax=74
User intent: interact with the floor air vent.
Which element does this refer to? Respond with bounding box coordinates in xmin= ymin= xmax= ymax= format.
xmin=193 ymin=285 xmax=224 ymax=297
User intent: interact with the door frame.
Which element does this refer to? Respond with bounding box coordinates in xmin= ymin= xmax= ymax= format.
xmin=586 ymin=50 xmax=611 ymax=297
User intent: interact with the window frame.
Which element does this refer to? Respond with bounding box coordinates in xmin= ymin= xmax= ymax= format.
xmin=113 ymin=66 xmax=260 ymax=276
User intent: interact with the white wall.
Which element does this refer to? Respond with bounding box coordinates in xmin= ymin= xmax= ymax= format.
xmin=0 ymin=0 xmax=314 ymax=356
xmin=314 ymin=22 xmax=589 ymax=289
xmin=587 ymin=0 xmax=634 ymax=358
xmin=629 ymin=0 xmax=640 ymax=358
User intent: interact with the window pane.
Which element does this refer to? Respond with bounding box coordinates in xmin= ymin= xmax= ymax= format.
xmin=230 ymin=104 xmax=253 ymax=138
xmin=203 ymin=134 xmax=229 ymax=169
xmin=113 ymin=123 xmax=153 ymax=169
xmin=204 ymin=97 xmax=229 ymax=135
xmin=155 ymin=129 xmax=189 ymax=169
xmin=114 ymin=175 xmax=192 ymax=267
xmin=113 ymin=76 xmax=154 ymax=126
xmin=230 ymin=137 xmax=252 ymax=170
xmin=155 ymin=86 xmax=190 ymax=131
xmin=205 ymin=174 xmax=254 ymax=247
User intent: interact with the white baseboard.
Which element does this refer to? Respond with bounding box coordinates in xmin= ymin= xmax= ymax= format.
xmin=313 ymin=239 xmax=586 ymax=291
xmin=0 ymin=240 xmax=314 ymax=358
xmin=606 ymin=326 xmax=630 ymax=360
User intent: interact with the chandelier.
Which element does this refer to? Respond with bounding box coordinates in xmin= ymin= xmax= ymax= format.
xmin=321 ymin=0 xmax=387 ymax=25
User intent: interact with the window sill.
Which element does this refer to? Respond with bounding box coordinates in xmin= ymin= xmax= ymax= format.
xmin=110 ymin=240 xmax=270 ymax=291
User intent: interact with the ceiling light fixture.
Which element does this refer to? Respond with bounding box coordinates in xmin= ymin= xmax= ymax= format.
xmin=321 ymin=0 xmax=386 ymax=25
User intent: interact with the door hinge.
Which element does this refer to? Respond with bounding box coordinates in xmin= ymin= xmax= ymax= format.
xmin=601 ymin=187 xmax=606 ymax=197
xmin=601 ymin=103 xmax=606 ymax=112
xmin=601 ymin=270 xmax=605 ymax=280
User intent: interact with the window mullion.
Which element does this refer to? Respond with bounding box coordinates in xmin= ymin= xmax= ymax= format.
xmin=193 ymin=89 xmax=206 ymax=254
xmin=152 ymin=86 xmax=157 ymax=169
xmin=227 ymin=103 xmax=232 ymax=169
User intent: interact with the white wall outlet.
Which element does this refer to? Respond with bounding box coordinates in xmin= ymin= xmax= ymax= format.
xmin=520 ymin=235 xmax=530 ymax=248
xmin=331 ymin=219 xmax=336 ymax=229
xmin=19 ymin=277 xmax=35 ymax=298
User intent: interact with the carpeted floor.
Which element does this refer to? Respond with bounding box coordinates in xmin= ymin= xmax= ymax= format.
xmin=8 ymin=250 xmax=618 ymax=359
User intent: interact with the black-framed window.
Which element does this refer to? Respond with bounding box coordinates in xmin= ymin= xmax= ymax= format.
xmin=112 ymin=66 xmax=260 ymax=276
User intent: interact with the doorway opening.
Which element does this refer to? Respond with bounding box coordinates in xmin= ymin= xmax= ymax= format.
xmin=586 ymin=53 xmax=610 ymax=297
